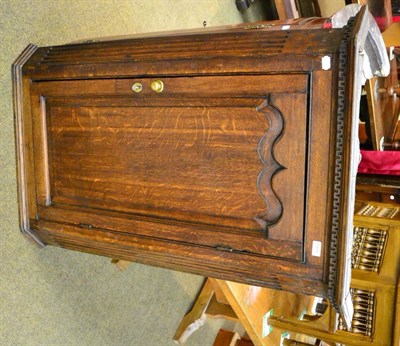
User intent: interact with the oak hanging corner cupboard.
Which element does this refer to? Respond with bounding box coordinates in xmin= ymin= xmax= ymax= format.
xmin=13 ymin=5 xmax=388 ymax=328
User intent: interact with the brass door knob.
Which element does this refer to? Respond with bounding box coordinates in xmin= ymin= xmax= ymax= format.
xmin=151 ymin=80 xmax=164 ymax=93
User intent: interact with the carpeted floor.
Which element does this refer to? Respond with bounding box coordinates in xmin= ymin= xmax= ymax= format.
xmin=0 ymin=1 xmax=343 ymax=345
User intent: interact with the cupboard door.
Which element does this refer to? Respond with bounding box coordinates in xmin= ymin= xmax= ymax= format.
xmin=30 ymin=74 xmax=310 ymax=261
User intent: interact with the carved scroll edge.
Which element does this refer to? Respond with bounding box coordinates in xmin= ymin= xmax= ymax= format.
xmin=255 ymin=98 xmax=286 ymax=233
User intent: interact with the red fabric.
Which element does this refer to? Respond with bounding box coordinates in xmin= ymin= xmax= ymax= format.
xmin=323 ymin=20 xmax=332 ymax=29
xmin=358 ymin=150 xmax=400 ymax=175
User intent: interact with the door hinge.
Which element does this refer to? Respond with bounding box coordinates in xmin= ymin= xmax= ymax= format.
xmin=215 ymin=245 xmax=234 ymax=252
xmin=79 ymin=223 xmax=93 ymax=229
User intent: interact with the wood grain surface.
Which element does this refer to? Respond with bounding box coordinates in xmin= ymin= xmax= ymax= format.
xmin=13 ymin=12 xmax=369 ymax=316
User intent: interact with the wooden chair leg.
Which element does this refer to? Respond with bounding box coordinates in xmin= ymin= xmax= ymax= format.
xmin=213 ymin=329 xmax=242 ymax=346
xmin=174 ymin=278 xmax=241 ymax=344
xmin=206 ymin=295 xmax=238 ymax=322
xmin=173 ymin=278 xmax=215 ymax=344
xmin=210 ymin=278 xmax=231 ymax=305
xmin=268 ymin=316 xmax=344 ymax=346
xmin=267 ymin=305 xmax=332 ymax=333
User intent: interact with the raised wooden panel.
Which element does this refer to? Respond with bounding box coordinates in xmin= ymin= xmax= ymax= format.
xmin=30 ymin=75 xmax=309 ymax=261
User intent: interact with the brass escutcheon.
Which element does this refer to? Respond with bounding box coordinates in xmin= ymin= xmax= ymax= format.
xmin=151 ymin=80 xmax=164 ymax=93
xmin=132 ymin=82 xmax=143 ymax=93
